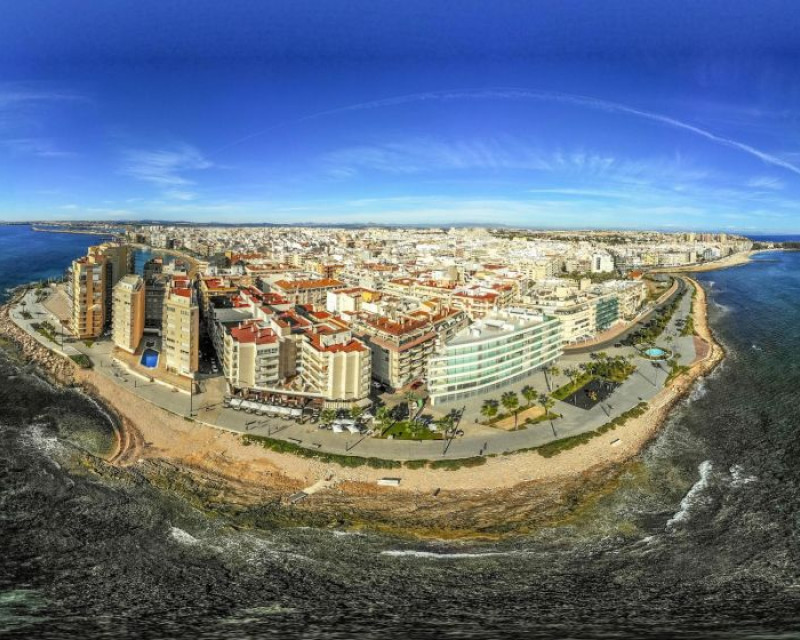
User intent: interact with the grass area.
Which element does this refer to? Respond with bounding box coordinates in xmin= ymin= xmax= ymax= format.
xmin=382 ymin=420 xmax=443 ymax=440
xmin=534 ymin=402 xmax=649 ymax=458
xmin=522 ymin=411 xmax=561 ymax=427
xmin=551 ymin=372 xmax=596 ymax=400
xmin=242 ymin=433 xmax=403 ymax=469
xmin=69 ymin=354 xmax=92 ymax=369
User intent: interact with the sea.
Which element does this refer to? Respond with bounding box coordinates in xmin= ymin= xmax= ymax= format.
xmin=2 ymin=226 xmax=800 ymax=639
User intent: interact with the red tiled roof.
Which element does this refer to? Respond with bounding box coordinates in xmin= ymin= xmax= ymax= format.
xmin=273 ymin=278 xmax=343 ymax=290
xmin=229 ymin=320 xmax=278 ymax=345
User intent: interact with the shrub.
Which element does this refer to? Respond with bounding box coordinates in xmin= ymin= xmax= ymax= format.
xmin=429 ymin=456 xmax=487 ymax=471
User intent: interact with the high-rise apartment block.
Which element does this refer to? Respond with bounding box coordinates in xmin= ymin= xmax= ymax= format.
xmin=162 ymin=277 xmax=199 ymax=378
xmin=112 ymin=274 xmax=145 ymax=353
xmin=68 ymin=250 xmax=108 ymax=339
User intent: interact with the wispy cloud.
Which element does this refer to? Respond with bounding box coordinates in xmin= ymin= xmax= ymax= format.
xmin=121 ymin=143 xmax=213 ymax=199
xmin=746 ymin=176 xmax=784 ymax=190
xmin=1 ymin=137 xmax=76 ymax=158
xmin=220 ymin=87 xmax=800 ymax=179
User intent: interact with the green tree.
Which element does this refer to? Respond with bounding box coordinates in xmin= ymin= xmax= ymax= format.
xmin=375 ymin=405 xmax=391 ymax=427
xmin=521 ymin=385 xmax=537 ymax=408
xmin=480 ymin=399 xmax=499 ymax=422
xmin=547 ymin=365 xmax=560 ymax=391
xmin=539 ymin=393 xmax=558 ymax=438
xmin=349 ymin=405 xmax=364 ymax=421
xmin=501 ymin=391 xmax=520 ymax=430
xmin=320 ymin=408 xmax=336 ymax=426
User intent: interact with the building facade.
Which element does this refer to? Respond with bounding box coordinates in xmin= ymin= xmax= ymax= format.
xmin=68 ymin=251 xmax=107 ymax=339
xmin=112 ymin=274 xmax=145 ymax=353
xmin=162 ymin=278 xmax=199 ymax=378
xmin=428 ymin=309 xmax=563 ymax=406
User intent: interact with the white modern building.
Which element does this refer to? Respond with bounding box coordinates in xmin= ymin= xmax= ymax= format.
xmin=427 ymin=309 xmax=563 ymax=406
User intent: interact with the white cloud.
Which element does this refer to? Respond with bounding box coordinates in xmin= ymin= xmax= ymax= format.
xmin=1 ymin=137 xmax=76 ymax=158
xmin=121 ymin=143 xmax=213 ymax=199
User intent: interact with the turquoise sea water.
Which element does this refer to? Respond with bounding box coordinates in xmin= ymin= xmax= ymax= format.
xmin=2 ymin=237 xmax=800 ymax=638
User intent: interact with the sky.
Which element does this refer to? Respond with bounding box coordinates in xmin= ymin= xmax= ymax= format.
xmin=2 ymin=1 xmax=800 ymax=232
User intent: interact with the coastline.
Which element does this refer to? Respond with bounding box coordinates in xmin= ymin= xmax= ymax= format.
xmin=650 ymin=248 xmax=776 ymax=274
xmin=0 ymin=274 xmax=724 ymax=536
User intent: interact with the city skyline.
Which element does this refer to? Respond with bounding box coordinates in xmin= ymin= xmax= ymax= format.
xmin=2 ymin=1 xmax=800 ymax=232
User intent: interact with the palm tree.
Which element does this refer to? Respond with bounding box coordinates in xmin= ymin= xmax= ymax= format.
xmin=539 ymin=393 xmax=558 ymax=437
xmin=501 ymin=391 xmax=520 ymax=430
xmin=480 ymin=399 xmax=499 ymax=422
xmin=320 ymin=408 xmax=336 ymax=426
xmin=521 ymin=385 xmax=537 ymax=408
xmin=546 ymin=365 xmax=560 ymax=392
xmin=435 ymin=415 xmax=455 ymax=434
xmin=349 ymin=405 xmax=364 ymax=422
xmin=403 ymin=390 xmax=419 ymax=418
xmin=563 ymin=367 xmax=576 ymax=387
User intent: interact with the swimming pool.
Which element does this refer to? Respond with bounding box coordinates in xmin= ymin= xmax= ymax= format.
xmin=643 ymin=347 xmax=669 ymax=360
xmin=141 ymin=348 xmax=159 ymax=368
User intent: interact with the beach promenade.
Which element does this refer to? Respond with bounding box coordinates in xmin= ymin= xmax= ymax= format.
xmin=7 ymin=277 xmax=698 ymax=464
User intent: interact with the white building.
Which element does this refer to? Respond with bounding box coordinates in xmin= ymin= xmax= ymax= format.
xmin=427 ymin=309 xmax=562 ymax=406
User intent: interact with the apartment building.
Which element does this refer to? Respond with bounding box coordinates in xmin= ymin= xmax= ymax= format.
xmin=94 ymin=242 xmax=132 ymax=324
xmin=428 ymin=309 xmax=563 ymax=406
xmin=300 ymin=324 xmax=371 ymax=405
xmin=352 ymin=307 xmax=468 ymax=390
xmin=270 ymin=278 xmax=345 ymax=306
xmin=162 ymin=277 xmax=199 ymax=378
xmin=68 ymin=250 xmax=107 ymax=339
xmin=221 ymin=319 xmax=281 ymax=390
xmin=112 ymin=274 xmax=145 ymax=353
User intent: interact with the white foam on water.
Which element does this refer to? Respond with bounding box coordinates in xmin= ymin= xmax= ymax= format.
xmin=688 ymin=378 xmax=708 ymax=402
xmin=169 ymin=526 xmax=200 ymax=546
xmin=666 ymin=460 xmax=713 ymax=529
xmin=21 ymin=422 xmax=65 ymax=457
xmin=729 ymin=465 xmax=757 ymax=487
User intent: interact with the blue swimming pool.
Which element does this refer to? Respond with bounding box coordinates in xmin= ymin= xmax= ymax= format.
xmin=644 ymin=347 xmax=667 ymax=358
xmin=141 ymin=348 xmax=159 ymax=368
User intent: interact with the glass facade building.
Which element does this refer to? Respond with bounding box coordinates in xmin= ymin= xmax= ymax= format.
xmin=428 ymin=310 xmax=563 ymax=406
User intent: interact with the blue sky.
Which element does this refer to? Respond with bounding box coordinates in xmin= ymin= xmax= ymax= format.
xmin=2 ymin=1 xmax=800 ymax=232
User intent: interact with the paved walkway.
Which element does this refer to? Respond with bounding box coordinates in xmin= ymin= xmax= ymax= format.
xmin=8 ymin=279 xmax=697 ymax=462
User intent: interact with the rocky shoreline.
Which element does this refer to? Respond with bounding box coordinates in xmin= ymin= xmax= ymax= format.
xmin=0 ymin=276 xmax=724 ymax=538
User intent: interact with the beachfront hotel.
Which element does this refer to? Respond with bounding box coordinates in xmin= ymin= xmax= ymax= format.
xmin=162 ymin=277 xmax=199 ymax=378
xmin=427 ymin=309 xmax=563 ymax=406
xmin=68 ymin=250 xmax=107 ymax=339
xmin=111 ymin=274 xmax=145 ymax=354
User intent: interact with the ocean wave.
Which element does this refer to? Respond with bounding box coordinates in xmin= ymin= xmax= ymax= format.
xmin=666 ymin=460 xmax=713 ymax=529
xmin=20 ymin=422 xmax=65 ymax=457
xmin=729 ymin=465 xmax=757 ymax=487
xmin=688 ymin=378 xmax=708 ymax=402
